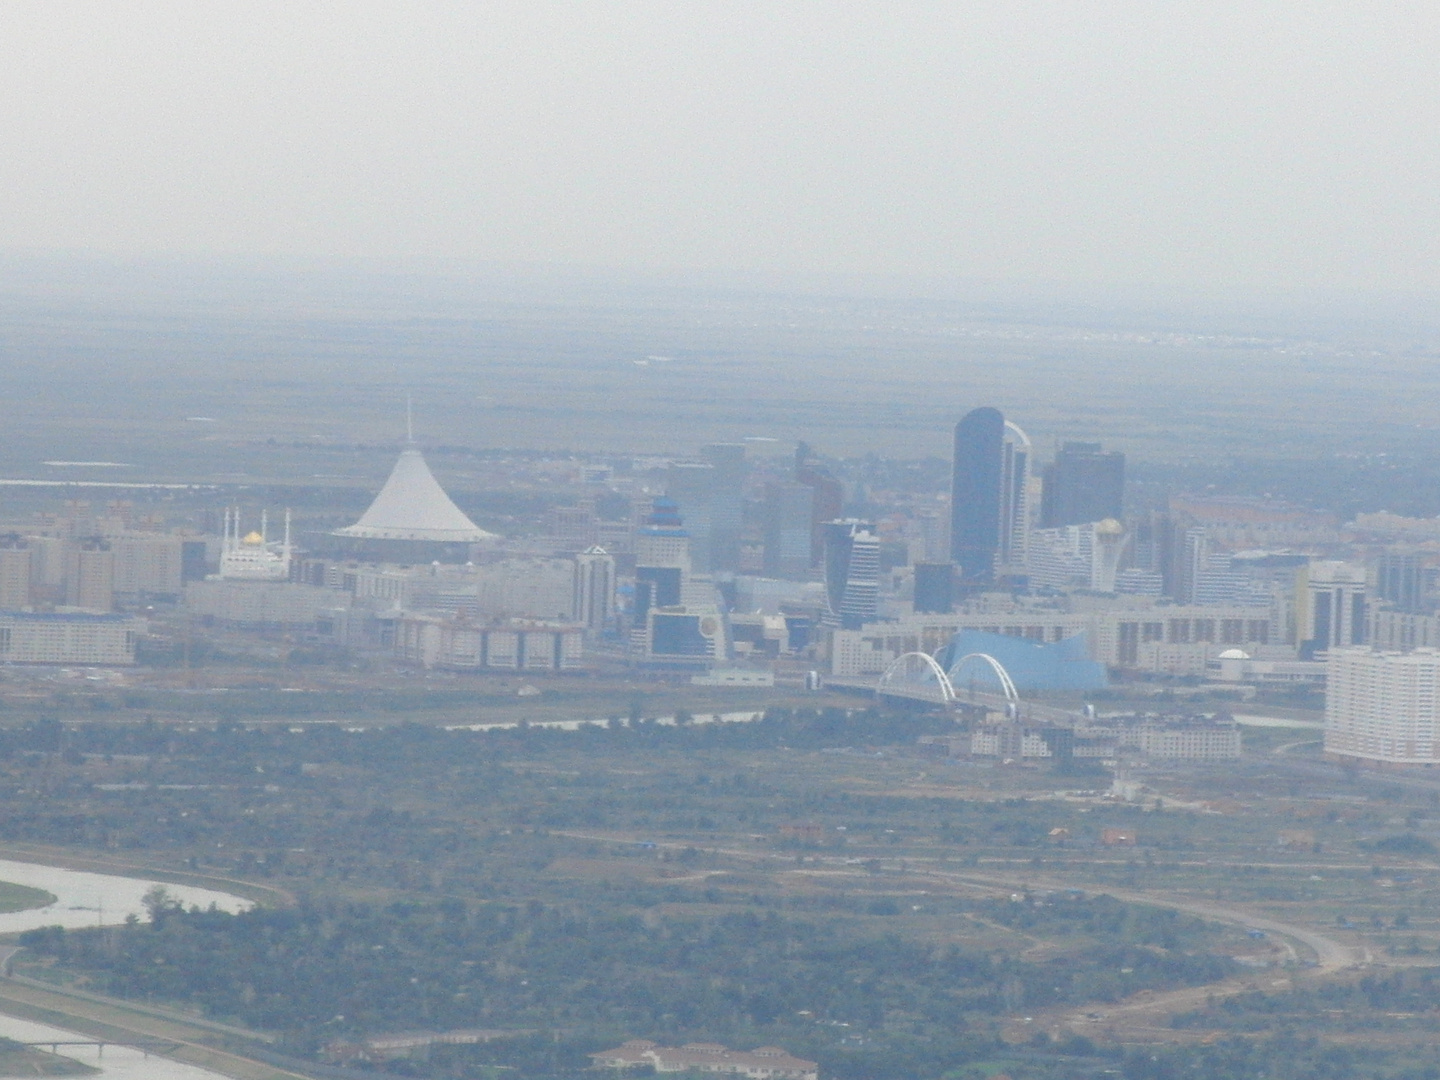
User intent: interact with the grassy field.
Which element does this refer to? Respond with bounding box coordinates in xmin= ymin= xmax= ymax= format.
xmin=0 ymin=883 xmax=56 ymax=916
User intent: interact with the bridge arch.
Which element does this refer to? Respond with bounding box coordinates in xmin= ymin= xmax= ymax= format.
xmin=946 ymin=652 xmax=1019 ymax=706
xmin=876 ymin=651 xmax=956 ymax=704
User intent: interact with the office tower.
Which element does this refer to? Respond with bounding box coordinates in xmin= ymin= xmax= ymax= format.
xmin=915 ymin=508 xmax=948 ymax=563
xmin=1178 ymin=526 xmax=1209 ymax=604
xmin=763 ymin=482 xmax=815 ymax=580
xmin=1130 ymin=509 xmax=1186 ymax=602
xmin=181 ymin=540 xmax=210 ymax=583
xmin=635 ymin=497 xmax=690 ymax=626
xmin=998 ymin=420 xmax=1031 ymax=576
xmin=65 ymin=537 xmax=115 ymax=612
xmin=703 ymin=443 xmax=747 ymax=573
xmin=666 ymin=461 xmax=716 ymax=572
xmin=822 ymin=519 xmax=862 ymax=614
xmin=837 ymin=530 xmax=880 ymax=630
xmin=546 ymin=500 xmax=599 ymax=551
xmin=572 ymin=546 xmax=615 ymax=635
xmin=1298 ymin=561 xmax=1367 ymax=658
xmin=796 ymin=443 xmax=844 ymax=567
xmin=950 ymin=407 xmax=1004 ymax=584
xmin=1326 ymin=648 xmax=1440 ymax=765
xmin=913 ymin=562 xmax=954 ymax=614
xmin=635 ymin=497 xmax=690 ymax=572
xmin=1040 ymin=442 xmax=1125 ymax=528
xmin=822 ymin=519 xmax=877 ymax=627
xmin=1091 ymin=518 xmax=1125 ymax=593
xmin=1376 ymin=553 xmax=1426 ymax=614
xmin=0 ymin=536 xmax=31 ymax=610
xmin=664 ymin=445 xmax=748 ymax=574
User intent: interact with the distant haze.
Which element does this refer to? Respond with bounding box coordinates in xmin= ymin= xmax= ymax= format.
xmin=1 ymin=3 xmax=1438 ymax=292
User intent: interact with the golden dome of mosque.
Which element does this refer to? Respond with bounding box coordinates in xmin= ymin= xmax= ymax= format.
xmin=241 ymin=531 xmax=265 ymax=546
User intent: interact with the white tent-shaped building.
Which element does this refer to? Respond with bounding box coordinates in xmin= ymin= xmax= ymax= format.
xmin=335 ymin=445 xmax=495 ymax=543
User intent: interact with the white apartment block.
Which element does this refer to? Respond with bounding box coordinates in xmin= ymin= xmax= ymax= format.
xmin=1131 ymin=723 xmax=1241 ymax=760
xmin=186 ymin=581 xmax=350 ymax=627
xmin=0 ymin=613 xmax=141 ymax=665
xmin=351 ymin=560 xmax=574 ymax=621
xmin=1326 ymin=647 xmax=1440 ymax=765
xmin=394 ymin=614 xmax=584 ymax=672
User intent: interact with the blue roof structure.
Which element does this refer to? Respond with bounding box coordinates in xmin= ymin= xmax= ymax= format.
xmin=941 ymin=629 xmax=1107 ymax=693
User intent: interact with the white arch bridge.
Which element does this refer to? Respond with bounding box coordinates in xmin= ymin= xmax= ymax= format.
xmin=874 ymin=650 xmax=1078 ymax=723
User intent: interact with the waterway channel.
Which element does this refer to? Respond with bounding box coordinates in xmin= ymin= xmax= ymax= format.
xmin=0 ymin=858 xmax=251 ymax=1078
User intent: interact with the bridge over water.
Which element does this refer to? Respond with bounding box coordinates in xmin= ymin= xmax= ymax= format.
xmin=835 ymin=650 xmax=1086 ymax=726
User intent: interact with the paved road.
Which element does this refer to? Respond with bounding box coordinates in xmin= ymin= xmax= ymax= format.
xmin=0 ymin=976 xmax=309 ymax=1080
xmin=557 ymin=826 xmax=1367 ymax=1037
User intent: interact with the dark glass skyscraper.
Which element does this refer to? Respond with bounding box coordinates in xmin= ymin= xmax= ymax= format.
xmin=702 ymin=442 xmax=747 ymax=572
xmin=913 ymin=562 xmax=955 ymax=614
xmin=950 ymin=407 xmax=1005 ymax=584
xmin=1039 ymin=441 xmax=1125 ymax=528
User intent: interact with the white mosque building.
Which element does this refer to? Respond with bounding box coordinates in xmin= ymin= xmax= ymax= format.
xmin=218 ymin=508 xmax=292 ymax=580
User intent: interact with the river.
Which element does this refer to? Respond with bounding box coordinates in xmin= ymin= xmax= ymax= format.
xmin=0 ymin=858 xmax=252 ymax=1079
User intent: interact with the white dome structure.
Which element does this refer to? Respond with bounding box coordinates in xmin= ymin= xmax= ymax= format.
xmin=335 ymin=446 xmax=495 ymax=543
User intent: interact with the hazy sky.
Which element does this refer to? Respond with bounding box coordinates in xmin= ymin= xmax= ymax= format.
xmin=2 ymin=3 xmax=1436 ymax=292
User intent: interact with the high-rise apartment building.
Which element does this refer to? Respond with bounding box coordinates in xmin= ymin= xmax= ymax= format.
xmin=1040 ymin=442 xmax=1125 ymax=528
xmin=65 ymin=537 xmax=114 ymax=612
xmin=1326 ymin=647 xmax=1440 ymax=765
xmin=111 ymin=533 xmax=184 ymax=600
xmin=0 ymin=537 xmax=32 ymax=611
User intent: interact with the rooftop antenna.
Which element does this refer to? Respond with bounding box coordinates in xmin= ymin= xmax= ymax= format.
xmin=406 ymin=394 xmax=414 ymax=444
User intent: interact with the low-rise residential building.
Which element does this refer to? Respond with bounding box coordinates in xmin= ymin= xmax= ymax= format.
xmin=958 ymin=713 xmax=1240 ymax=762
xmin=590 ymin=1040 xmax=818 ymax=1080
xmin=1129 ymin=716 xmax=1241 ymax=760
xmin=1213 ymin=649 xmax=1326 ymax=684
